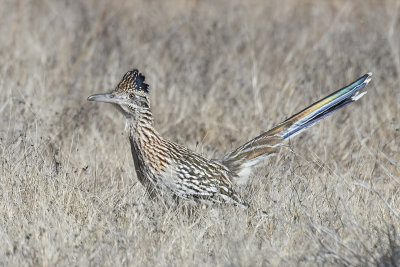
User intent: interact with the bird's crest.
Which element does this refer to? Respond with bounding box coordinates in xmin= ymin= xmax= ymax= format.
xmin=116 ymin=69 xmax=149 ymax=94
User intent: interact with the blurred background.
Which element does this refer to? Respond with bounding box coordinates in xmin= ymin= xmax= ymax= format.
xmin=1 ymin=0 xmax=399 ymax=265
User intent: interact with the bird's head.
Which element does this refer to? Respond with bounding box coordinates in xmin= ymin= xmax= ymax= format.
xmin=88 ymin=69 xmax=150 ymax=117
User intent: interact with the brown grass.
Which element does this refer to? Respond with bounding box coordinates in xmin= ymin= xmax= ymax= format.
xmin=1 ymin=0 xmax=400 ymax=265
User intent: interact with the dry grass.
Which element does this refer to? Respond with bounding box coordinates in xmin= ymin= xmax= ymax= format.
xmin=1 ymin=0 xmax=400 ymax=266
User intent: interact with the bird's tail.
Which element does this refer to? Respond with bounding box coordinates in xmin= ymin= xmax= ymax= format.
xmin=221 ymin=72 xmax=372 ymax=182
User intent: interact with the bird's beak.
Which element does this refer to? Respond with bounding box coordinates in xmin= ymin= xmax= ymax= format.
xmin=87 ymin=93 xmax=123 ymax=104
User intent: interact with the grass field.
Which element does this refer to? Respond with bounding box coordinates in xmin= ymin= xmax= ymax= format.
xmin=1 ymin=0 xmax=400 ymax=265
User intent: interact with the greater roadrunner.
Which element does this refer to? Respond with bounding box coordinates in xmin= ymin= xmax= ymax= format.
xmin=88 ymin=70 xmax=372 ymax=208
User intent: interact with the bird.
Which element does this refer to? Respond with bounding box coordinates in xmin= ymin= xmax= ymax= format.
xmin=88 ymin=69 xmax=372 ymax=208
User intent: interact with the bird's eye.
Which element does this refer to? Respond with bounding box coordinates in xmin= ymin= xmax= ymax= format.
xmin=129 ymin=93 xmax=135 ymax=99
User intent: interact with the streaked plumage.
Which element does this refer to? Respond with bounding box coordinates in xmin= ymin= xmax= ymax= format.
xmin=88 ymin=70 xmax=372 ymax=208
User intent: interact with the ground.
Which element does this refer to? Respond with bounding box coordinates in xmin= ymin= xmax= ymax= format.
xmin=1 ymin=0 xmax=400 ymax=266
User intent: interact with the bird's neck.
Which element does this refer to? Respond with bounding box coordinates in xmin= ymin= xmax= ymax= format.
xmin=126 ymin=109 xmax=170 ymax=183
xmin=126 ymin=109 xmax=162 ymax=148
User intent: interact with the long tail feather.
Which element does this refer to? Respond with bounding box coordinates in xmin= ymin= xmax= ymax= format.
xmin=273 ymin=72 xmax=372 ymax=139
xmin=221 ymin=72 xmax=372 ymax=183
